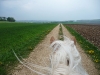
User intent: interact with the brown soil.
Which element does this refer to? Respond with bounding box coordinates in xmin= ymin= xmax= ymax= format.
xmin=12 ymin=24 xmax=99 ymax=75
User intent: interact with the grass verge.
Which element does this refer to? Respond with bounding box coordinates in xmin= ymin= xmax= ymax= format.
xmin=58 ymin=24 xmax=64 ymax=40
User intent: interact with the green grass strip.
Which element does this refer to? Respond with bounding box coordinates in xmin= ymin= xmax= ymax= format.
xmin=65 ymin=25 xmax=100 ymax=70
xmin=58 ymin=24 xmax=64 ymax=40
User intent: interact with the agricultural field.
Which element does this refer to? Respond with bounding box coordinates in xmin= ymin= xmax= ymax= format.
xmin=67 ymin=24 xmax=100 ymax=49
xmin=65 ymin=24 xmax=100 ymax=70
xmin=0 ymin=22 xmax=56 ymax=75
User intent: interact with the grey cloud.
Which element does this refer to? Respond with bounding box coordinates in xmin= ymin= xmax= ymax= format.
xmin=0 ymin=0 xmax=100 ymax=21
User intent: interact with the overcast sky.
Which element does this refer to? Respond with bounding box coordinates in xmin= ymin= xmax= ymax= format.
xmin=0 ymin=0 xmax=100 ymax=21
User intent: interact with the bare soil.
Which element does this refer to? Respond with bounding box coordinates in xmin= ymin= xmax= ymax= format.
xmin=66 ymin=24 xmax=100 ymax=49
xmin=12 ymin=25 xmax=99 ymax=75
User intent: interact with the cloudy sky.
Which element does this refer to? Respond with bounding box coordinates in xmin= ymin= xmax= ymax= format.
xmin=0 ymin=0 xmax=100 ymax=21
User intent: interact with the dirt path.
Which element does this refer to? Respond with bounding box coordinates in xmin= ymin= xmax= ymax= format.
xmin=12 ymin=24 xmax=99 ymax=75
xmin=62 ymin=25 xmax=99 ymax=75
xmin=12 ymin=25 xmax=59 ymax=75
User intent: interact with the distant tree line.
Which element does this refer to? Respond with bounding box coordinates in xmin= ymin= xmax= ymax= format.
xmin=0 ymin=17 xmax=15 ymax=22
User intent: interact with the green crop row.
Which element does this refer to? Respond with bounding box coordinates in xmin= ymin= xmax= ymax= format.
xmin=0 ymin=23 xmax=56 ymax=75
xmin=64 ymin=25 xmax=100 ymax=70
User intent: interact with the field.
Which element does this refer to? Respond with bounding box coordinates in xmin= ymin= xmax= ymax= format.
xmin=0 ymin=23 xmax=56 ymax=75
xmin=65 ymin=24 xmax=100 ymax=69
xmin=67 ymin=24 xmax=100 ymax=49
